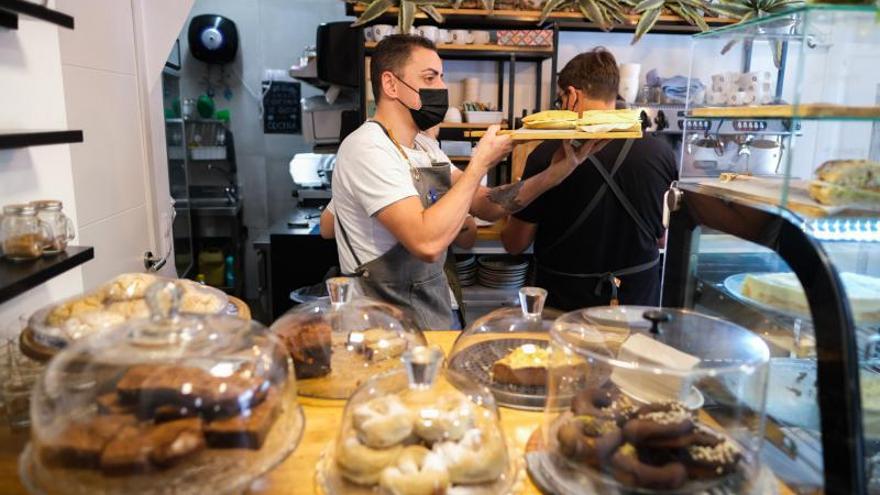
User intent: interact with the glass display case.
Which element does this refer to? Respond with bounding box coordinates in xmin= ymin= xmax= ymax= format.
xmin=665 ymin=5 xmax=880 ymax=493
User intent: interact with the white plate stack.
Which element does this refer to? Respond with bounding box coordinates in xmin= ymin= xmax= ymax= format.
xmin=477 ymin=255 xmax=530 ymax=289
xmin=455 ymin=254 xmax=478 ymax=287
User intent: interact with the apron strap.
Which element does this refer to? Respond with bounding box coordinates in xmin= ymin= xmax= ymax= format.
xmin=586 ymin=141 xmax=656 ymax=243
xmin=538 ymin=256 xmax=660 ymax=300
xmin=541 ymin=139 xmax=635 ymax=256
xmin=335 ymin=213 xmax=365 ymax=272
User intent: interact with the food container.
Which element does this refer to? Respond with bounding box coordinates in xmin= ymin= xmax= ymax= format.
xmin=25 ymin=273 xmax=235 ymax=354
xmin=464 ymin=110 xmax=505 ymax=124
xmin=19 ymin=282 xmax=305 ymax=495
xmin=269 ymin=277 xmax=427 ymax=399
xmin=531 ymin=307 xmax=772 ymax=494
xmin=31 ymin=200 xmax=76 ymax=255
xmin=448 ymin=287 xmax=564 ymax=410
xmin=0 ymin=204 xmax=51 ymax=261
xmin=318 ymin=345 xmax=521 ymax=494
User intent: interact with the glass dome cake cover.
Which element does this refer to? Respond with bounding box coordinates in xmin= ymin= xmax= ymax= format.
xmin=270 ymin=277 xmax=427 ymax=399
xmin=20 ymin=282 xmax=304 ymax=495
xmin=318 ymin=345 xmax=522 ymax=495
xmin=449 ymin=287 xmax=567 ymax=410
xmin=531 ymin=307 xmax=772 ymax=495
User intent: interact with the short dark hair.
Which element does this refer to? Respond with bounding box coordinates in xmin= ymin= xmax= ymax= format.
xmin=370 ymin=34 xmax=437 ymax=102
xmin=557 ymin=47 xmax=619 ymax=102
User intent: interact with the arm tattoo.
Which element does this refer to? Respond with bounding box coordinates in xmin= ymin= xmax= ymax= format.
xmin=487 ymin=181 xmax=525 ymax=213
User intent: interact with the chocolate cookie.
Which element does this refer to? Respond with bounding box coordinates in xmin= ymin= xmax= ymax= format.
xmin=557 ymin=416 xmax=623 ymax=468
xmin=611 ymin=443 xmax=688 ymax=490
xmin=683 ymin=430 xmax=742 ymax=480
xmin=622 ymin=401 xmax=694 ymax=448
xmin=571 ymin=383 xmax=637 ymax=425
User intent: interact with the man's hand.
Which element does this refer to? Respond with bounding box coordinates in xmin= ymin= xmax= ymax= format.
xmin=470 ymin=125 xmax=514 ymax=172
xmin=546 ymin=139 xmax=610 ymax=186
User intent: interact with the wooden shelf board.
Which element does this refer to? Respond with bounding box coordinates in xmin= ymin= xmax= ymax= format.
xmin=0 ymin=246 xmax=94 ymax=304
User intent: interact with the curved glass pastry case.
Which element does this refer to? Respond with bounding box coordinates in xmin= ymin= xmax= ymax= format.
xmin=666 ymin=5 xmax=880 ymax=493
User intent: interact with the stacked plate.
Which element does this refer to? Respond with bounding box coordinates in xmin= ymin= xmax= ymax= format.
xmin=477 ymin=255 xmax=530 ymax=289
xmin=455 ymin=254 xmax=478 ymax=287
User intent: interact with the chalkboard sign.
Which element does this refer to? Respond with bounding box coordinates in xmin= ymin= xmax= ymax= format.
xmin=263 ymin=81 xmax=301 ymax=134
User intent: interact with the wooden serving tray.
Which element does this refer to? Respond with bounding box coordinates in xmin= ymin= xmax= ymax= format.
xmin=690 ymin=104 xmax=880 ymax=119
xmin=466 ymin=129 xmax=643 ymax=140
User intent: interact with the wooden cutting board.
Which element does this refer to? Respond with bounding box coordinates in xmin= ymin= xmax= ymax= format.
xmin=690 ymin=104 xmax=880 ymax=119
xmin=466 ymin=128 xmax=643 ymax=140
xmin=695 ymin=175 xmax=880 ymax=218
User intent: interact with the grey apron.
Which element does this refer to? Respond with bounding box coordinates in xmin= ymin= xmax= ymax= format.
xmin=336 ymin=121 xmax=453 ymax=330
xmin=534 ymin=139 xmax=660 ymax=305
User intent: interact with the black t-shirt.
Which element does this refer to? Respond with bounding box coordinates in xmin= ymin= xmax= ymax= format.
xmin=514 ymin=137 xmax=678 ymax=310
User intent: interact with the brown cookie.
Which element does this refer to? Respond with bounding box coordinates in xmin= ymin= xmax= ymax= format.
xmin=571 ymin=383 xmax=637 ymax=425
xmin=622 ymin=401 xmax=694 ymax=448
xmin=557 ymin=416 xmax=623 ymax=468
xmin=611 ymin=443 xmax=688 ymax=490
xmin=683 ymin=435 xmax=742 ymax=480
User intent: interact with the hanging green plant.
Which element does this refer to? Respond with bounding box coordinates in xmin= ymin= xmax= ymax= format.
xmin=538 ymin=0 xmax=627 ymax=30
xmin=625 ymin=0 xmax=718 ymax=44
xmin=351 ymin=0 xmax=450 ymax=33
xmin=451 ymin=0 xmax=496 ymax=9
xmin=710 ymin=0 xmax=803 ymax=24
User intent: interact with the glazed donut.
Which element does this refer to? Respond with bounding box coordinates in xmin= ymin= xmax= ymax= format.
xmin=622 ymin=401 xmax=694 ymax=448
xmin=414 ymin=393 xmax=475 ymax=444
xmin=379 ymin=445 xmax=450 ymax=495
xmin=336 ymin=434 xmax=403 ymax=485
xmin=556 ymin=415 xmax=623 ymax=468
xmin=433 ymin=428 xmax=507 ymax=484
xmin=611 ymin=443 xmax=687 ymax=490
xmin=353 ymin=395 xmax=415 ymax=448
xmin=571 ymin=383 xmax=637 ymax=425
xmin=683 ymin=434 xmax=742 ymax=479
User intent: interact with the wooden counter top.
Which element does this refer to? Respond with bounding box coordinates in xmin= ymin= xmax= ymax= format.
xmin=0 ymin=332 xmax=793 ymax=494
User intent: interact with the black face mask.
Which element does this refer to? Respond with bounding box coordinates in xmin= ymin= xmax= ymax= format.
xmin=394 ymin=75 xmax=449 ymax=131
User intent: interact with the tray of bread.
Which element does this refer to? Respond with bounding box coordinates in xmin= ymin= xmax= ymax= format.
xmin=26 ymin=273 xmax=234 ymax=350
xmin=467 ymin=109 xmax=644 ymax=140
xmin=19 ymin=282 xmax=305 ymax=495
xmin=317 ymin=346 xmax=522 ymax=495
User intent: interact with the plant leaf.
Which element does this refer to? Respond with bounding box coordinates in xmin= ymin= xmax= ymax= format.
xmin=352 ymin=0 xmax=397 ymax=26
xmin=539 ymin=0 xmax=571 ymax=24
xmin=720 ymin=38 xmax=739 ymax=54
xmin=581 ymin=0 xmax=611 ymax=30
xmin=633 ymin=0 xmax=664 ymax=13
xmin=420 ymin=4 xmax=445 ymax=22
xmin=708 ymin=2 xmax=749 ymax=18
xmin=400 ymin=0 xmax=415 ymax=32
xmin=481 ymin=0 xmax=496 ymax=10
xmin=631 ymin=7 xmax=661 ymax=44
xmin=672 ymin=3 xmax=709 ymax=31
xmin=452 ymin=0 xmax=463 ymax=8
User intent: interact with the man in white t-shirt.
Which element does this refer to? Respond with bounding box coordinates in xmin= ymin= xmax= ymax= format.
xmin=320 ymin=35 xmax=602 ymax=329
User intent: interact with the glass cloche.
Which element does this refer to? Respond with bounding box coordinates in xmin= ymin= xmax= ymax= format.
xmin=19 ymin=282 xmax=304 ymax=495
xmin=318 ymin=345 xmax=520 ymax=495
xmin=269 ymin=277 xmax=427 ymax=399
xmin=531 ymin=307 xmax=771 ymax=494
xmin=448 ymin=287 xmax=564 ymax=410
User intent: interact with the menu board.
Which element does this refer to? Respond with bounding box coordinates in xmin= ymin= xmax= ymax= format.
xmin=263 ymin=81 xmax=301 ymax=134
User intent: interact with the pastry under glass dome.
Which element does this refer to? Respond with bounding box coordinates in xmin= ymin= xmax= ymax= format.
xmin=19 ymin=282 xmax=304 ymax=495
xmin=318 ymin=345 xmax=520 ymax=495
xmin=269 ymin=277 xmax=427 ymax=399
xmin=448 ymin=287 xmax=565 ymax=410
xmin=531 ymin=307 xmax=771 ymax=494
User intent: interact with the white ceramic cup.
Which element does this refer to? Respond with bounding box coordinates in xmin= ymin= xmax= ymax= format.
xmin=747 ymin=139 xmax=783 ymax=175
xmin=618 ymin=63 xmax=641 ymax=104
xmin=450 ymin=29 xmax=473 ymax=45
xmin=471 ymin=30 xmax=491 ymax=45
xmin=438 ymin=29 xmax=450 ymax=44
xmin=373 ymin=24 xmax=394 ymax=42
xmin=417 ymin=25 xmax=439 ymax=43
xmin=445 ymin=107 xmax=463 ymax=123
xmin=364 ymin=28 xmax=375 ymax=43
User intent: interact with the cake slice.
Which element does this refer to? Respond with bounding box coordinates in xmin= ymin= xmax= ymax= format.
xmin=491 ymin=344 xmax=586 ymax=387
xmin=741 ymin=272 xmax=880 ymax=322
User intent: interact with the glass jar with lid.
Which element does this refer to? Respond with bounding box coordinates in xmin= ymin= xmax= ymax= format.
xmin=19 ymin=281 xmax=305 ymax=495
xmin=448 ymin=287 xmax=564 ymax=410
xmin=532 ymin=307 xmax=772 ymax=494
xmin=0 ymin=203 xmax=50 ymax=261
xmin=31 ymin=199 xmax=75 ymax=255
xmin=318 ymin=345 xmax=521 ymax=495
xmin=269 ymin=277 xmax=427 ymax=399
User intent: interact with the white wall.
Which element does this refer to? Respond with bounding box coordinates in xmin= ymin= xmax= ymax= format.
xmin=0 ymin=6 xmax=83 ymax=337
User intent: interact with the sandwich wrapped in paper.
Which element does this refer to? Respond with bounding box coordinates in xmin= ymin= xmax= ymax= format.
xmin=809 ymin=159 xmax=880 ymax=206
xmin=522 ymin=110 xmax=580 ymax=130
